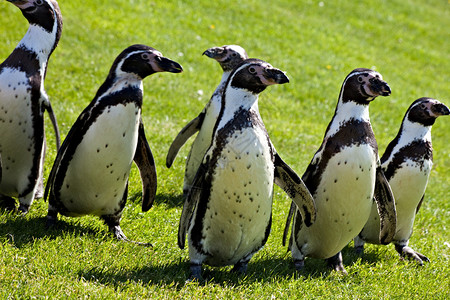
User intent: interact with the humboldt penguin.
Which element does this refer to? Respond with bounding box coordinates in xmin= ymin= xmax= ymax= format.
xmin=0 ymin=0 xmax=62 ymax=213
xmin=179 ymin=59 xmax=316 ymax=280
xmin=283 ymin=68 xmax=396 ymax=274
xmin=45 ymin=45 xmax=182 ymax=243
xmin=354 ymin=97 xmax=449 ymax=265
xmin=166 ymin=45 xmax=248 ymax=195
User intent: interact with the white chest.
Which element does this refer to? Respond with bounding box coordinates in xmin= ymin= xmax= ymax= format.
xmin=299 ymin=144 xmax=377 ymax=258
xmin=197 ymin=126 xmax=274 ymax=266
xmin=0 ymin=68 xmax=41 ymax=194
xmin=60 ymin=103 xmax=141 ymax=216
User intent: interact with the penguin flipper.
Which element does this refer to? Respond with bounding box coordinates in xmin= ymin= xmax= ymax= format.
xmin=274 ymin=154 xmax=316 ymax=226
xmin=178 ymin=161 xmax=208 ymax=249
xmin=166 ymin=112 xmax=205 ymax=168
xmin=282 ymin=201 xmax=296 ymax=247
xmin=374 ymin=166 xmax=397 ymax=245
xmin=416 ymin=194 xmax=425 ymax=214
xmin=42 ymin=94 xmax=61 ymax=151
xmin=134 ymin=119 xmax=157 ymax=212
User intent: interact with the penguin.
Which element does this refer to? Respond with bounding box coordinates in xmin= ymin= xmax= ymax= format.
xmin=44 ymin=45 xmax=183 ymax=243
xmin=166 ymin=45 xmax=248 ymax=195
xmin=0 ymin=0 xmax=62 ymax=213
xmin=354 ymin=98 xmax=449 ymax=265
xmin=178 ymin=59 xmax=316 ymax=281
xmin=283 ymin=68 xmax=397 ymax=274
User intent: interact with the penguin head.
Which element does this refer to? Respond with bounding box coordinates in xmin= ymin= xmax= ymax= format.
xmin=111 ymin=44 xmax=183 ymax=80
xmin=341 ymin=68 xmax=391 ymax=105
xmin=406 ymin=97 xmax=450 ymax=126
xmin=203 ymin=45 xmax=248 ymax=72
xmin=228 ymin=58 xmax=289 ymax=94
xmin=8 ymin=0 xmax=62 ymax=34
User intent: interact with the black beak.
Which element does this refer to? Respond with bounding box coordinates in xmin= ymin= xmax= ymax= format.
xmin=432 ymin=103 xmax=450 ymax=116
xmin=158 ymin=57 xmax=183 ymax=73
xmin=266 ymin=68 xmax=290 ymax=84
xmin=202 ymin=47 xmax=225 ymax=59
xmin=371 ymin=78 xmax=391 ymax=96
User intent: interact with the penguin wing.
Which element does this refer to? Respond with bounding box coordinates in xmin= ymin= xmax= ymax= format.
xmin=374 ymin=166 xmax=397 ymax=244
xmin=134 ymin=118 xmax=157 ymax=212
xmin=274 ymin=153 xmax=316 ymax=226
xmin=178 ymin=158 xmax=209 ymax=249
xmin=166 ymin=112 xmax=205 ymax=168
xmin=44 ymin=107 xmax=94 ymax=201
xmin=282 ymin=201 xmax=296 ymax=247
xmin=41 ymin=93 xmax=61 ymax=151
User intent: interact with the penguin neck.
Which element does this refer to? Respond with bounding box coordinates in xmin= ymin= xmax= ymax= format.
xmin=211 ymin=71 xmax=232 ymax=99
xmin=18 ymin=22 xmax=59 ymax=69
xmin=326 ymin=100 xmax=370 ymax=137
xmin=217 ymin=86 xmax=259 ymax=130
xmin=399 ymin=118 xmax=432 ymax=145
xmin=97 ymin=74 xmax=143 ymax=102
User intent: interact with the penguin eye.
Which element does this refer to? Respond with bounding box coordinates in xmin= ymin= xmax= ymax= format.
xmin=248 ymin=67 xmax=257 ymax=74
xmin=141 ymin=53 xmax=150 ymax=60
xmin=35 ymin=0 xmax=44 ymax=5
xmin=357 ymin=76 xmax=364 ymax=83
xmin=420 ymin=103 xmax=426 ymax=109
xmin=231 ymin=53 xmax=237 ymax=57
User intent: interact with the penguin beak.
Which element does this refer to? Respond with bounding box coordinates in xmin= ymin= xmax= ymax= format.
xmin=203 ymin=47 xmax=225 ymax=59
xmin=369 ymin=78 xmax=391 ymax=97
xmin=155 ymin=57 xmax=183 ymax=73
xmin=263 ymin=68 xmax=290 ymax=85
xmin=431 ymin=102 xmax=450 ymax=117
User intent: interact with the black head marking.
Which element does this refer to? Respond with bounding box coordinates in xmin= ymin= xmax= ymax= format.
xmin=340 ymin=68 xmax=391 ymax=105
xmin=229 ymin=58 xmax=289 ymax=94
xmin=406 ymin=97 xmax=449 ymax=126
xmin=95 ymin=45 xmax=183 ymax=99
xmin=10 ymin=0 xmax=62 ymax=37
xmin=203 ymin=45 xmax=248 ymax=72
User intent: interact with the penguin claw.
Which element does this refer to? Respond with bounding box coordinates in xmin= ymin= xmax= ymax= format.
xmin=0 ymin=195 xmax=16 ymax=212
xmin=354 ymin=245 xmax=364 ymax=256
xmin=293 ymin=259 xmax=305 ymax=271
xmin=110 ymin=225 xmax=152 ymax=246
xmin=326 ymin=252 xmax=348 ymax=275
xmin=231 ymin=261 xmax=248 ymax=274
xmin=188 ymin=263 xmax=204 ymax=282
xmin=398 ymin=246 xmax=430 ymax=265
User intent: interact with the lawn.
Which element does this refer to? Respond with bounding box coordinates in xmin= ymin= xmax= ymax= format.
xmin=0 ymin=0 xmax=449 ymax=298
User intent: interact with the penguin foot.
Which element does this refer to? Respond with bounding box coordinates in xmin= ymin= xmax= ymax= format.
xmin=231 ymin=261 xmax=248 ymax=274
xmin=0 ymin=195 xmax=16 ymax=212
xmin=188 ymin=263 xmax=203 ymax=282
xmin=18 ymin=203 xmax=30 ymax=215
xmin=46 ymin=212 xmax=58 ymax=229
xmin=354 ymin=245 xmax=365 ymax=256
xmin=293 ymin=259 xmax=305 ymax=271
xmin=326 ymin=252 xmax=348 ymax=275
xmin=396 ymin=245 xmax=430 ymax=265
xmin=110 ymin=225 xmax=152 ymax=247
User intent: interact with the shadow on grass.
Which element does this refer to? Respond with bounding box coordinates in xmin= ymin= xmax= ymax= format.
xmin=77 ymin=253 xmax=371 ymax=289
xmin=0 ymin=214 xmax=104 ymax=249
xmin=129 ymin=192 xmax=184 ymax=208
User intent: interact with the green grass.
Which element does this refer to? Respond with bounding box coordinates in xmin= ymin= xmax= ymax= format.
xmin=1 ymin=0 xmax=449 ymax=298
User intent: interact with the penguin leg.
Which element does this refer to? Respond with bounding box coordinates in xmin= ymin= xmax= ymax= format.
xmin=46 ymin=206 xmax=58 ymax=229
xmin=101 ymin=214 xmax=152 ymax=247
xmin=395 ymin=244 xmax=430 ymax=265
xmin=291 ymin=238 xmax=306 ymax=271
xmin=353 ymin=235 xmax=366 ymax=255
xmin=0 ymin=194 xmax=16 ymax=212
xmin=232 ymin=253 xmax=253 ymax=274
xmin=189 ymin=263 xmax=203 ymax=282
xmin=326 ymin=252 xmax=348 ymax=275
xmin=18 ymin=191 xmax=35 ymax=215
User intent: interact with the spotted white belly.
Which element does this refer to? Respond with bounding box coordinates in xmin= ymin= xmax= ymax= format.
xmin=198 ymin=127 xmax=274 ymax=266
xmin=360 ymin=159 xmax=431 ymax=244
xmin=0 ymin=68 xmax=40 ymax=196
xmin=59 ymin=103 xmax=140 ymax=216
xmin=295 ymin=145 xmax=376 ymax=259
